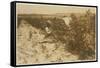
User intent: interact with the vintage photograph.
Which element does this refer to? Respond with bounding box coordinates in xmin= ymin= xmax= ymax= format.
xmin=16 ymin=3 xmax=97 ymax=65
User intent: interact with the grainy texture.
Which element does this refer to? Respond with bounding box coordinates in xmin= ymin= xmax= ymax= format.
xmin=16 ymin=20 xmax=78 ymax=65
xmin=16 ymin=3 xmax=96 ymax=65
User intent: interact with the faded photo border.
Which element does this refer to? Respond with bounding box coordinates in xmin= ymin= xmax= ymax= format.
xmin=10 ymin=1 xmax=98 ymax=67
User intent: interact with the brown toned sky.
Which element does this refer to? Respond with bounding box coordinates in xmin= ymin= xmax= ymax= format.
xmin=16 ymin=3 xmax=96 ymax=14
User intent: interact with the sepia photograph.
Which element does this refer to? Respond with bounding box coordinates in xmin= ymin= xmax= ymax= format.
xmin=12 ymin=2 xmax=97 ymax=66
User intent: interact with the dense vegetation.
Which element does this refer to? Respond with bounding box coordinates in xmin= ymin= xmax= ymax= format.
xmin=66 ymin=10 xmax=96 ymax=60
xmin=18 ymin=10 xmax=96 ymax=60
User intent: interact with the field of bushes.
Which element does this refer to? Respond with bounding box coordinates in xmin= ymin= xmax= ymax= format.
xmin=16 ymin=10 xmax=96 ymax=65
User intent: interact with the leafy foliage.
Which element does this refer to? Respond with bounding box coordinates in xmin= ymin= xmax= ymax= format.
xmin=66 ymin=10 xmax=96 ymax=60
xmin=18 ymin=10 xmax=96 ymax=60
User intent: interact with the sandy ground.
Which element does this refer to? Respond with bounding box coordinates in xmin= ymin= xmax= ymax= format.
xmin=16 ymin=20 xmax=79 ymax=65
